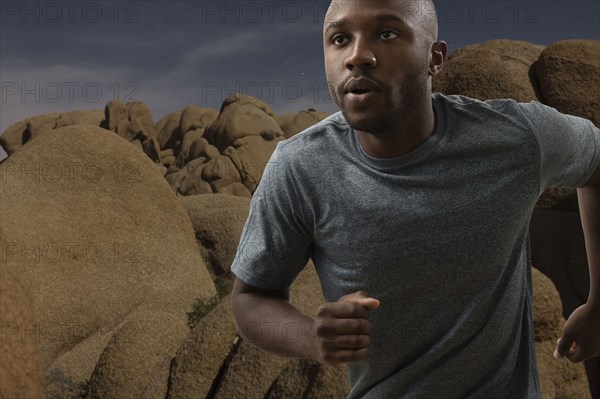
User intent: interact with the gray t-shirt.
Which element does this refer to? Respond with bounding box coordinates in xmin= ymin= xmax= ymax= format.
xmin=231 ymin=93 xmax=600 ymax=398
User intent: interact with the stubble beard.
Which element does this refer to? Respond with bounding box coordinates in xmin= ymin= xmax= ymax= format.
xmin=331 ymin=69 xmax=431 ymax=135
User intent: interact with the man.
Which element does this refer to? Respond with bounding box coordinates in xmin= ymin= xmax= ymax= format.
xmin=230 ymin=0 xmax=600 ymax=397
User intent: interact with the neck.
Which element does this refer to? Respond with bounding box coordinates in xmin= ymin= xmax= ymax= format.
xmin=355 ymin=96 xmax=437 ymax=159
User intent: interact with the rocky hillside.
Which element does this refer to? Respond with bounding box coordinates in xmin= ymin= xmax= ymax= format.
xmin=1 ymin=39 xmax=598 ymax=399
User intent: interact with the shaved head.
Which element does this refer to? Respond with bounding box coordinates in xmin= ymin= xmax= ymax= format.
xmin=326 ymin=0 xmax=438 ymax=48
xmin=322 ymin=0 xmax=447 ymax=144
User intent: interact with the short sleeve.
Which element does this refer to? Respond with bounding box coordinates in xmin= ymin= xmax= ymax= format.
xmin=230 ymin=142 xmax=313 ymax=290
xmin=516 ymin=101 xmax=600 ymax=191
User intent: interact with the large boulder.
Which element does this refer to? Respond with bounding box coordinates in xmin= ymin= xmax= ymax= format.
xmin=180 ymin=194 xmax=252 ymax=294
xmin=0 ymin=238 xmax=44 ymax=398
xmin=433 ymin=39 xmax=545 ymax=102
xmin=0 ymin=124 xmax=216 ymax=396
xmin=165 ymin=295 xmax=239 ymax=399
xmin=85 ymin=311 xmax=189 ymax=399
xmin=535 ymin=40 xmax=600 ymax=127
xmin=0 ymin=110 xmax=104 ymax=156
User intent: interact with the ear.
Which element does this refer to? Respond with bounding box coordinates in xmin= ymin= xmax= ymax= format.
xmin=428 ymin=41 xmax=447 ymax=76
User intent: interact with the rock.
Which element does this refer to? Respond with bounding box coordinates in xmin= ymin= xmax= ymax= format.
xmin=85 ymin=311 xmax=189 ymax=399
xmin=165 ymin=295 xmax=239 ymax=399
xmin=180 ymin=194 xmax=251 ymax=292
xmin=227 ymin=135 xmax=280 ymax=194
xmin=0 ymin=120 xmax=28 ymax=155
xmin=204 ymin=94 xmax=282 ymax=152
xmin=218 ymin=182 xmax=252 ymax=198
xmin=180 ymin=104 xmax=219 ymax=135
xmin=54 ymin=109 xmax=105 ymax=129
xmin=187 ymin=137 xmax=210 ymax=163
xmin=0 ymin=109 xmax=104 ymax=156
xmin=536 ymin=40 xmax=600 ymax=126
xmin=0 ymin=237 xmax=44 ymax=399
xmin=155 ymin=111 xmax=183 ymax=149
xmin=177 ymin=162 xmax=216 ymax=195
xmin=211 ymin=339 xmax=290 ymax=399
xmin=536 ymin=187 xmax=579 ymax=212
xmin=433 ymin=39 xmax=545 ymax=102
xmin=0 ymin=124 xmax=216 ymax=393
xmin=103 ymin=99 xmax=128 ymax=131
xmin=178 ymin=129 xmax=205 ymax=166
xmin=126 ymin=102 xmax=155 ymax=138
xmin=279 ymin=109 xmax=331 ymax=139
xmin=265 ymin=359 xmax=349 ymax=399
xmin=103 ymin=100 xmax=155 ymax=142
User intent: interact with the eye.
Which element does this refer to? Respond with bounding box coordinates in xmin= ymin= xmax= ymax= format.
xmin=331 ymin=34 xmax=349 ymax=45
xmin=379 ymin=30 xmax=399 ymax=40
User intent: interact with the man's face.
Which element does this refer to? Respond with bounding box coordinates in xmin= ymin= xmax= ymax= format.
xmin=323 ymin=0 xmax=436 ymax=134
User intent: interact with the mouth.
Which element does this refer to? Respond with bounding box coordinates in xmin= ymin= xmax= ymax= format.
xmin=348 ymin=88 xmax=372 ymax=95
xmin=343 ymin=77 xmax=381 ymax=106
xmin=344 ymin=77 xmax=380 ymax=95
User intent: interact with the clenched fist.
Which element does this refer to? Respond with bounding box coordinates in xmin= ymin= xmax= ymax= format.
xmin=310 ymin=290 xmax=380 ymax=365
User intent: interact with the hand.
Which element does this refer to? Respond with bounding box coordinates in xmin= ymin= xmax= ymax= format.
xmin=310 ymin=290 xmax=380 ymax=366
xmin=554 ymin=302 xmax=600 ymax=362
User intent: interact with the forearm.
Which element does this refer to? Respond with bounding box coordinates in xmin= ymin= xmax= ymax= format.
xmin=231 ymin=291 xmax=317 ymax=359
xmin=578 ymin=184 xmax=600 ymax=305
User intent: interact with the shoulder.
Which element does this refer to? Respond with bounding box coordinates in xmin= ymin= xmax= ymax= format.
xmin=434 ymin=92 xmax=531 ymax=118
xmin=274 ymin=112 xmax=351 ymax=162
xmin=433 ymin=92 xmax=570 ymax=136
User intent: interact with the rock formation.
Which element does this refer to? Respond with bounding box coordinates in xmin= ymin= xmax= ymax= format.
xmin=0 ymin=125 xmax=216 ymax=397
xmin=1 ymin=39 xmax=598 ymax=398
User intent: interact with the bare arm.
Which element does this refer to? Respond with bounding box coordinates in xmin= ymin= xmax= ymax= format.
xmin=230 ymin=278 xmax=317 ymax=359
xmin=231 ymin=277 xmax=380 ymax=365
xmin=555 ymin=126 xmax=600 ymax=362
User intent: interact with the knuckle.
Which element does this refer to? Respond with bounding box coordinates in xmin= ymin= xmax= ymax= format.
xmin=316 ymin=322 xmax=334 ymax=337
xmin=316 ymin=304 xmax=330 ymax=317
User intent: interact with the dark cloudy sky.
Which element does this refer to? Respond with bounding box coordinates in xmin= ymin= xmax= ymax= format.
xmin=1 ymin=0 xmax=599 ymax=160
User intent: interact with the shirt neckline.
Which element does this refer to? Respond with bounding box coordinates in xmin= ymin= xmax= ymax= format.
xmin=350 ymin=93 xmax=446 ymax=171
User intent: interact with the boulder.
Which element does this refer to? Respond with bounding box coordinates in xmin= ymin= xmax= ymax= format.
xmin=180 ymin=194 xmax=251 ymax=294
xmin=536 ymin=187 xmax=578 ymax=212
xmin=165 ymin=295 xmax=239 ymax=399
xmin=0 ymin=124 xmax=216 ymax=395
xmin=155 ymin=111 xmax=183 ymax=150
xmin=204 ymin=94 xmax=283 ymax=152
xmin=433 ymin=39 xmax=545 ymax=102
xmin=0 ymin=110 xmax=104 ymax=156
xmin=278 ymin=109 xmax=331 ymax=139
xmin=0 ymin=237 xmax=44 ymax=398
xmin=180 ymin=104 xmax=219 ymax=135
xmin=85 ymin=311 xmax=189 ymax=399
xmin=203 ymin=94 xmax=284 ymax=194
xmin=536 ymin=40 xmax=600 ymax=126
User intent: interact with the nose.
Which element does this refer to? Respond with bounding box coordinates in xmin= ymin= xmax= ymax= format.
xmin=345 ymin=37 xmax=377 ymax=70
